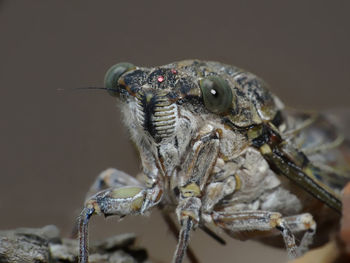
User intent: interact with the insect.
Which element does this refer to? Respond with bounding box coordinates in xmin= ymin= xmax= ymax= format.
xmin=78 ymin=60 xmax=350 ymax=263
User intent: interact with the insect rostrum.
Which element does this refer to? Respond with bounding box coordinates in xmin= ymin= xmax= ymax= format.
xmin=79 ymin=60 xmax=349 ymax=263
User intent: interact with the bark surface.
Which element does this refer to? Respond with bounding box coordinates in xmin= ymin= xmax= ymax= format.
xmin=0 ymin=225 xmax=149 ymax=263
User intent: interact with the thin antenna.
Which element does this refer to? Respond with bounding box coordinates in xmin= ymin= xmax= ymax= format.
xmin=75 ymin=87 xmax=118 ymax=93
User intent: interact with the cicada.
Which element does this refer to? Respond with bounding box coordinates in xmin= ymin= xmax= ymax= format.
xmin=78 ymin=60 xmax=350 ymax=263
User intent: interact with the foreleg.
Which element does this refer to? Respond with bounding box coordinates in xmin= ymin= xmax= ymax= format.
xmin=79 ymin=181 xmax=163 ymax=263
xmin=84 ymin=168 xmax=142 ymax=199
xmin=71 ymin=168 xmax=142 ymax=238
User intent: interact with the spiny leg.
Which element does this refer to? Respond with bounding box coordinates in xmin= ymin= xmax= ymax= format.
xmin=79 ymin=207 xmax=95 ymax=263
xmin=78 ymin=182 xmax=163 ymax=263
xmin=72 ymin=168 xmax=141 ymax=238
xmin=211 ymin=211 xmax=316 ymax=259
xmin=283 ymin=213 xmax=316 ymax=256
xmin=173 ymin=196 xmax=202 ymax=263
xmin=170 ymin=215 xmax=227 ymax=262
xmin=161 ymin=211 xmax=225 ymax=263
xmin=211 ymin=211 xmax=300 ymax=259
xmin=85 ymin=168 xmax=142 ymax=199
xmin=161 ymin=212 xmax=200 ymax=263
xmin=276 ymin=218 xmax=298 ymax=258
xmin=171 ymin=127 xmax=220 ymax=263
xmin=174 ymin=217 xmax=194 ymax=263
xmin=244 ymin=212 xmax=316 ymax=255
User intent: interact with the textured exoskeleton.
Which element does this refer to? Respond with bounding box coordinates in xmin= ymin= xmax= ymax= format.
xmin=78 ymin=60 xmax=350 ymax=263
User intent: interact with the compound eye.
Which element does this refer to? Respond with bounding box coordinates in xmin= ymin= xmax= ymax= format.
xmin=199 ymin=76 xmax=233 ymax=114
xmin=104 ymin=62 xmax=135 ymax=97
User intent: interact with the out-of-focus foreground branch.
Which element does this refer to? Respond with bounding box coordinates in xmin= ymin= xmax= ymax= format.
xmin=0 ymin=225 xmax=150 ymax=263
xmin=292 ymin=182 xmax=350 ymax=263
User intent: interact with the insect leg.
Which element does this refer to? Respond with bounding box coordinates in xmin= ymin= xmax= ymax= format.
xmin=282 ymin=213 xmax=316 ymax=256
xmin=79 ymin=206 xmax=94 ymax=263
xmin=78 ymin=182 xmax=163 ymax=263
xmin=161 ymin=212 xmax=200 ymax=263
xmin=173 ymin=196 xmax=201 ymax=263
xmin=211 ymin=211 xmax=298 ymax=259
xmin=277 ymin=218 xmax=298 ymax=259
xmin=71 ymin=168 xmax=143 ymax=238
xmin=174 ymin=217 xmax=194 ymax=263
xmin=171 ymin=126 xmax=221 ymax=263
xmin=180 ymin=126 xmax=220 ymax=189
xmin=85 ymin=168 xmax=142 ymax=199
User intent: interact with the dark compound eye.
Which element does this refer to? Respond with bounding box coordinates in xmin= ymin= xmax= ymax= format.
xmin=199 ymin=76 xmax=233 ymax=114
xmin=104 ymin=62 xmax=135 ymax=97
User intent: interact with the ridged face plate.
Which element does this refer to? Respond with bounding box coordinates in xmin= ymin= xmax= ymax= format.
xmin=135 ymin=92 xmax=178 ymax=142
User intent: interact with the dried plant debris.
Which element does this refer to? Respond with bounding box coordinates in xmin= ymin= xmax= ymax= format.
xmin=0 ymin=225 xmax=149 ymax=263
xmin=340 ymin=182 xmax=350 ymax=258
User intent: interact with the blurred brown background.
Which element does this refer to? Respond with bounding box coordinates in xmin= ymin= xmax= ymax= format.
xmin=0 ymin=1 xmax=349 ymax=262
